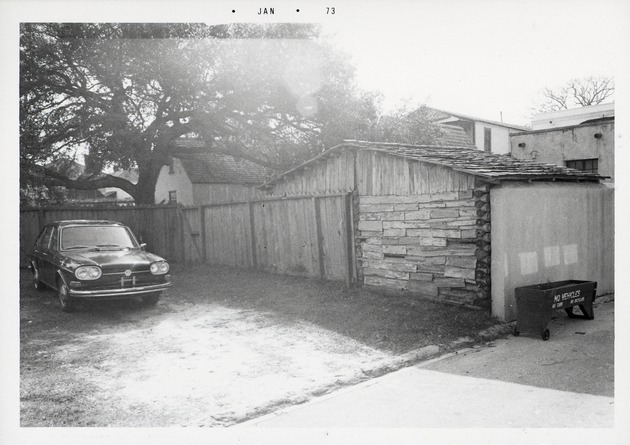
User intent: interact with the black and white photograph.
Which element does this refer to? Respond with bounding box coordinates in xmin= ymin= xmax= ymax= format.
xmin=3 ymin=0 xmax=629 ymax=443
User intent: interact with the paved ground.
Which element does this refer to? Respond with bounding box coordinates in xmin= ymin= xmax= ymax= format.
xmin=241 ymin=300 xmax=616 ymax=429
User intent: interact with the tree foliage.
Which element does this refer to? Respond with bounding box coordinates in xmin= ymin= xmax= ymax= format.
xmin=20 ymin=23 xmax=380 ymax=204
xmin=534 ymin=76 xmax=614 ymax=113
xmin=366 ymin=104 xmax=445 ymax=145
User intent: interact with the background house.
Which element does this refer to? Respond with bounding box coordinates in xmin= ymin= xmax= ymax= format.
xmin=155 ymin=148 xmax=272 ymax=206
xmin=530 ymin=102 xmax=614 ymax=130
xmin=423 ymin=107 xmax=528 ymax=154
xmin=260 ymin=141 xmax=613 ymax=321
xmin=510 ymin=103 xmax=614 ymax=181
xmin=100 ymin=139 xmax=273 ymax=206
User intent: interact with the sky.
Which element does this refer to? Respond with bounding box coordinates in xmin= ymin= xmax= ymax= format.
xmin=318 ymin=0 xmax=628 ymax=125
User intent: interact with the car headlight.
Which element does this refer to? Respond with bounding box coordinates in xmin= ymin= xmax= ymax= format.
xmin=150 ymin=261 xmax=169 ymax=275
xmin=75 ymin=266 xmax=102 ymax=280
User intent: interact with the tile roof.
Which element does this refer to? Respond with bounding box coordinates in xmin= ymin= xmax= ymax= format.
xmin=261 ymin=140 xmax=606 ymax=187
xmin=174 ymin=151 xmax=271 ymax=185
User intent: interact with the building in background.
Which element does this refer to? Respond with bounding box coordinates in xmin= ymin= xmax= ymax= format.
xmin=510 ymin=103 xmax=614 ymax=181
xmin=422 ymin=107 xmax=528 ymax=154
xmin=530 ymin=102 xmax=614 ymax=130
xmin=154 ymin=139 xmax=272 ymax=206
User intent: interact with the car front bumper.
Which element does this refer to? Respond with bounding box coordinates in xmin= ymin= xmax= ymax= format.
xmin=67 ymin=279 xmax=172 ymax=298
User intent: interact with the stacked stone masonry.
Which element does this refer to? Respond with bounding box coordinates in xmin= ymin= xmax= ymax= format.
xmin=357 ymin=187 xmax=491 ymax=307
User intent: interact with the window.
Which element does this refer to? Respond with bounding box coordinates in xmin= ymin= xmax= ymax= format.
xmin=169 ymin=190 xmax=177 ymax=203
xmin=566 ymin=159 xmax=599 ymax=174
xmin=38 ymin=226 xmax=53 ymax=249
xmin=483 ymin=127 xmax=492 ymax=152
xmin=61 ymin=226 xmax=136 ymax=250
xmin=49 ymin=227 xmax=59 ymax=251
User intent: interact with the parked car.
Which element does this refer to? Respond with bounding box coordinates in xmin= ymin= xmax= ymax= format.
xmin=27 ymin=220 xmax=172 ymax=312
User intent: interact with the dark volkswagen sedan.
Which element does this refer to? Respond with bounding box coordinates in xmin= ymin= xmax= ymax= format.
xmin=27 ymin=220 xmax=172 ymax=312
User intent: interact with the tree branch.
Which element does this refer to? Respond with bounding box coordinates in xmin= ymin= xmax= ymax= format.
xmin=26 ymin=166 xmax=137 ymax=197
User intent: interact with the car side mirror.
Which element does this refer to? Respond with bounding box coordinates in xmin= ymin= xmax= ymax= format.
xmin=139 ymin=243 xmax=147 ymax=250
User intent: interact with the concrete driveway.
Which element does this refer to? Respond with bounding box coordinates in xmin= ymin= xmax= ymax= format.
xmin=242 ymin=299 xmax=615 ymax=429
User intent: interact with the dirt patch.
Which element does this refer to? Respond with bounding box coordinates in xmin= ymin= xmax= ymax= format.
xmin=20 ymin=264 xmax=498 ymax=427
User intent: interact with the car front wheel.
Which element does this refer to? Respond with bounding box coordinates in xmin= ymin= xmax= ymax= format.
xmin=58 ymin=280 xmax=76 ymax=313
xmin=141 ymin=292 xmax=161 ymax=307
xmin=32 ymin=263 xmax=46 ymax=291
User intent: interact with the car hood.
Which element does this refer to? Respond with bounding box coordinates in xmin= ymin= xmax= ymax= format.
xmin=63 ymin=249 xmax=165 ymax=269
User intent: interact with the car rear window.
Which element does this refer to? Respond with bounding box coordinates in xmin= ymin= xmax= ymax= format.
xmin=61 ymin=226 xmax=137 ymax=250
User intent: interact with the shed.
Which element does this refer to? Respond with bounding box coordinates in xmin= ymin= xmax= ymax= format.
xmin=261 ymin=140 xmax=613 ymax=321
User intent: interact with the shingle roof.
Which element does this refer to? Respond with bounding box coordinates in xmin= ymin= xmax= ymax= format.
xmin=437 ymin=124 xmax=475 ymax=147
xmin=174 ymin=152 xmax=271 ymax=185
xmin=261 ymin=140 xmax=606 ymax=187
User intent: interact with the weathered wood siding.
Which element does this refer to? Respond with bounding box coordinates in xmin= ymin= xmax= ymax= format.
xmin=203 ymin=202 xmax=254 ymax=267
xmin=199 ymin=195 xmax=352 ymax=281
xmin=355 ymin=151 xmax=476 ymax=195
xmin=192 ymin=183 xmax=265 ymax=205
xmin=266 ymin=150 xmax=355 ymax=196
xmin=266 ymin=149 xmax=475 ymax=197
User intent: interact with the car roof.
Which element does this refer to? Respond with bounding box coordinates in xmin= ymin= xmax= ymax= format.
xmin=51 ymin=220 xmax=126 ymax=227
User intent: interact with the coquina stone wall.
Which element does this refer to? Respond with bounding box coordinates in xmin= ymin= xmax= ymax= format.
xmin=357 ymin=185 xmax=491 ymax=307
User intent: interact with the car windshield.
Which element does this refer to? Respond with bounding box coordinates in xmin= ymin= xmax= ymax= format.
xmin=61 ymin=225 xmax=137 ymax=250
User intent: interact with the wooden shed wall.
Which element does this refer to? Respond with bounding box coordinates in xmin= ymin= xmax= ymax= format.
xmin=193 ymin=183 xmax=265 ymax=205
xmin=266 ymin=150 xmax=355 ymax=196
xmin=266 ymin=150 xmax=476 ymax=197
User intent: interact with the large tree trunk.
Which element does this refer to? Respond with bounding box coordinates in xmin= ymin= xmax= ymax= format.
xmin=133 ymin=157 xmax=164 ymax=205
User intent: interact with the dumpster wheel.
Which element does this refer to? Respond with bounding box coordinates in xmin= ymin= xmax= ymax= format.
xmin=541 ymin=328 xmax=550 ymax=341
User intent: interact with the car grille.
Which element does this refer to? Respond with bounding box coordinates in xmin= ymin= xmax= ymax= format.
xmin=85 ymin=270 xmax=167 ymax=290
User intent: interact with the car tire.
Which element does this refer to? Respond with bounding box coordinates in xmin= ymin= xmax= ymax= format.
xmin=58 ymin=280 xmax=76 ymax=313
xmin=32 ymin=263 xmax=46 ymax=291
xmin=141 ymin=292 xmax=161 ymax=306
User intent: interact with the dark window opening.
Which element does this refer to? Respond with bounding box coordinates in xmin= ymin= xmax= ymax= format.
xmin=483 ymin=127 xmax=492 ymax=152
xmin=566 ymin=159 xmax=599 ymax=174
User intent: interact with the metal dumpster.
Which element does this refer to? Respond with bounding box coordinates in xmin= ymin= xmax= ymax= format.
xmin=514 ymin=280 xmax=597 ymax=341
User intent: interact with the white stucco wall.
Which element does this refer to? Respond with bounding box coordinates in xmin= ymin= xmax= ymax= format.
xmin=473 ymin=122 xmax=519 ymax=155
xmin=154 ymin=158 xmax=194 ymax=205
xmin=490 ymin=182 xmax=614 ymax=321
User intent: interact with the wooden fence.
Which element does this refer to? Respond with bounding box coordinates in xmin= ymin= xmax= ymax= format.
xmin=20 ymin=193 xmax=356 ymax=284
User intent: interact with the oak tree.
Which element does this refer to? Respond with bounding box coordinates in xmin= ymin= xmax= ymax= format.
xmin=20 ymin=23 xmax=379 ymax=204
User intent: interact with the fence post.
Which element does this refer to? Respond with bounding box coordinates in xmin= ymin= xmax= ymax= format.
xmin=37 ymin=208 xmax=45 ymax=229
xmin=248 ymin=201 xmax=257 ymax=269
xmin=313 ymin=196 xmax=325 ymax=279
xmin=199 ymin=206 xmax=207 ymax=263
xmin=344 ymin=192 xmax=356 ymax=287
xmin=178 ymin=208 xmax=186 ymax=263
